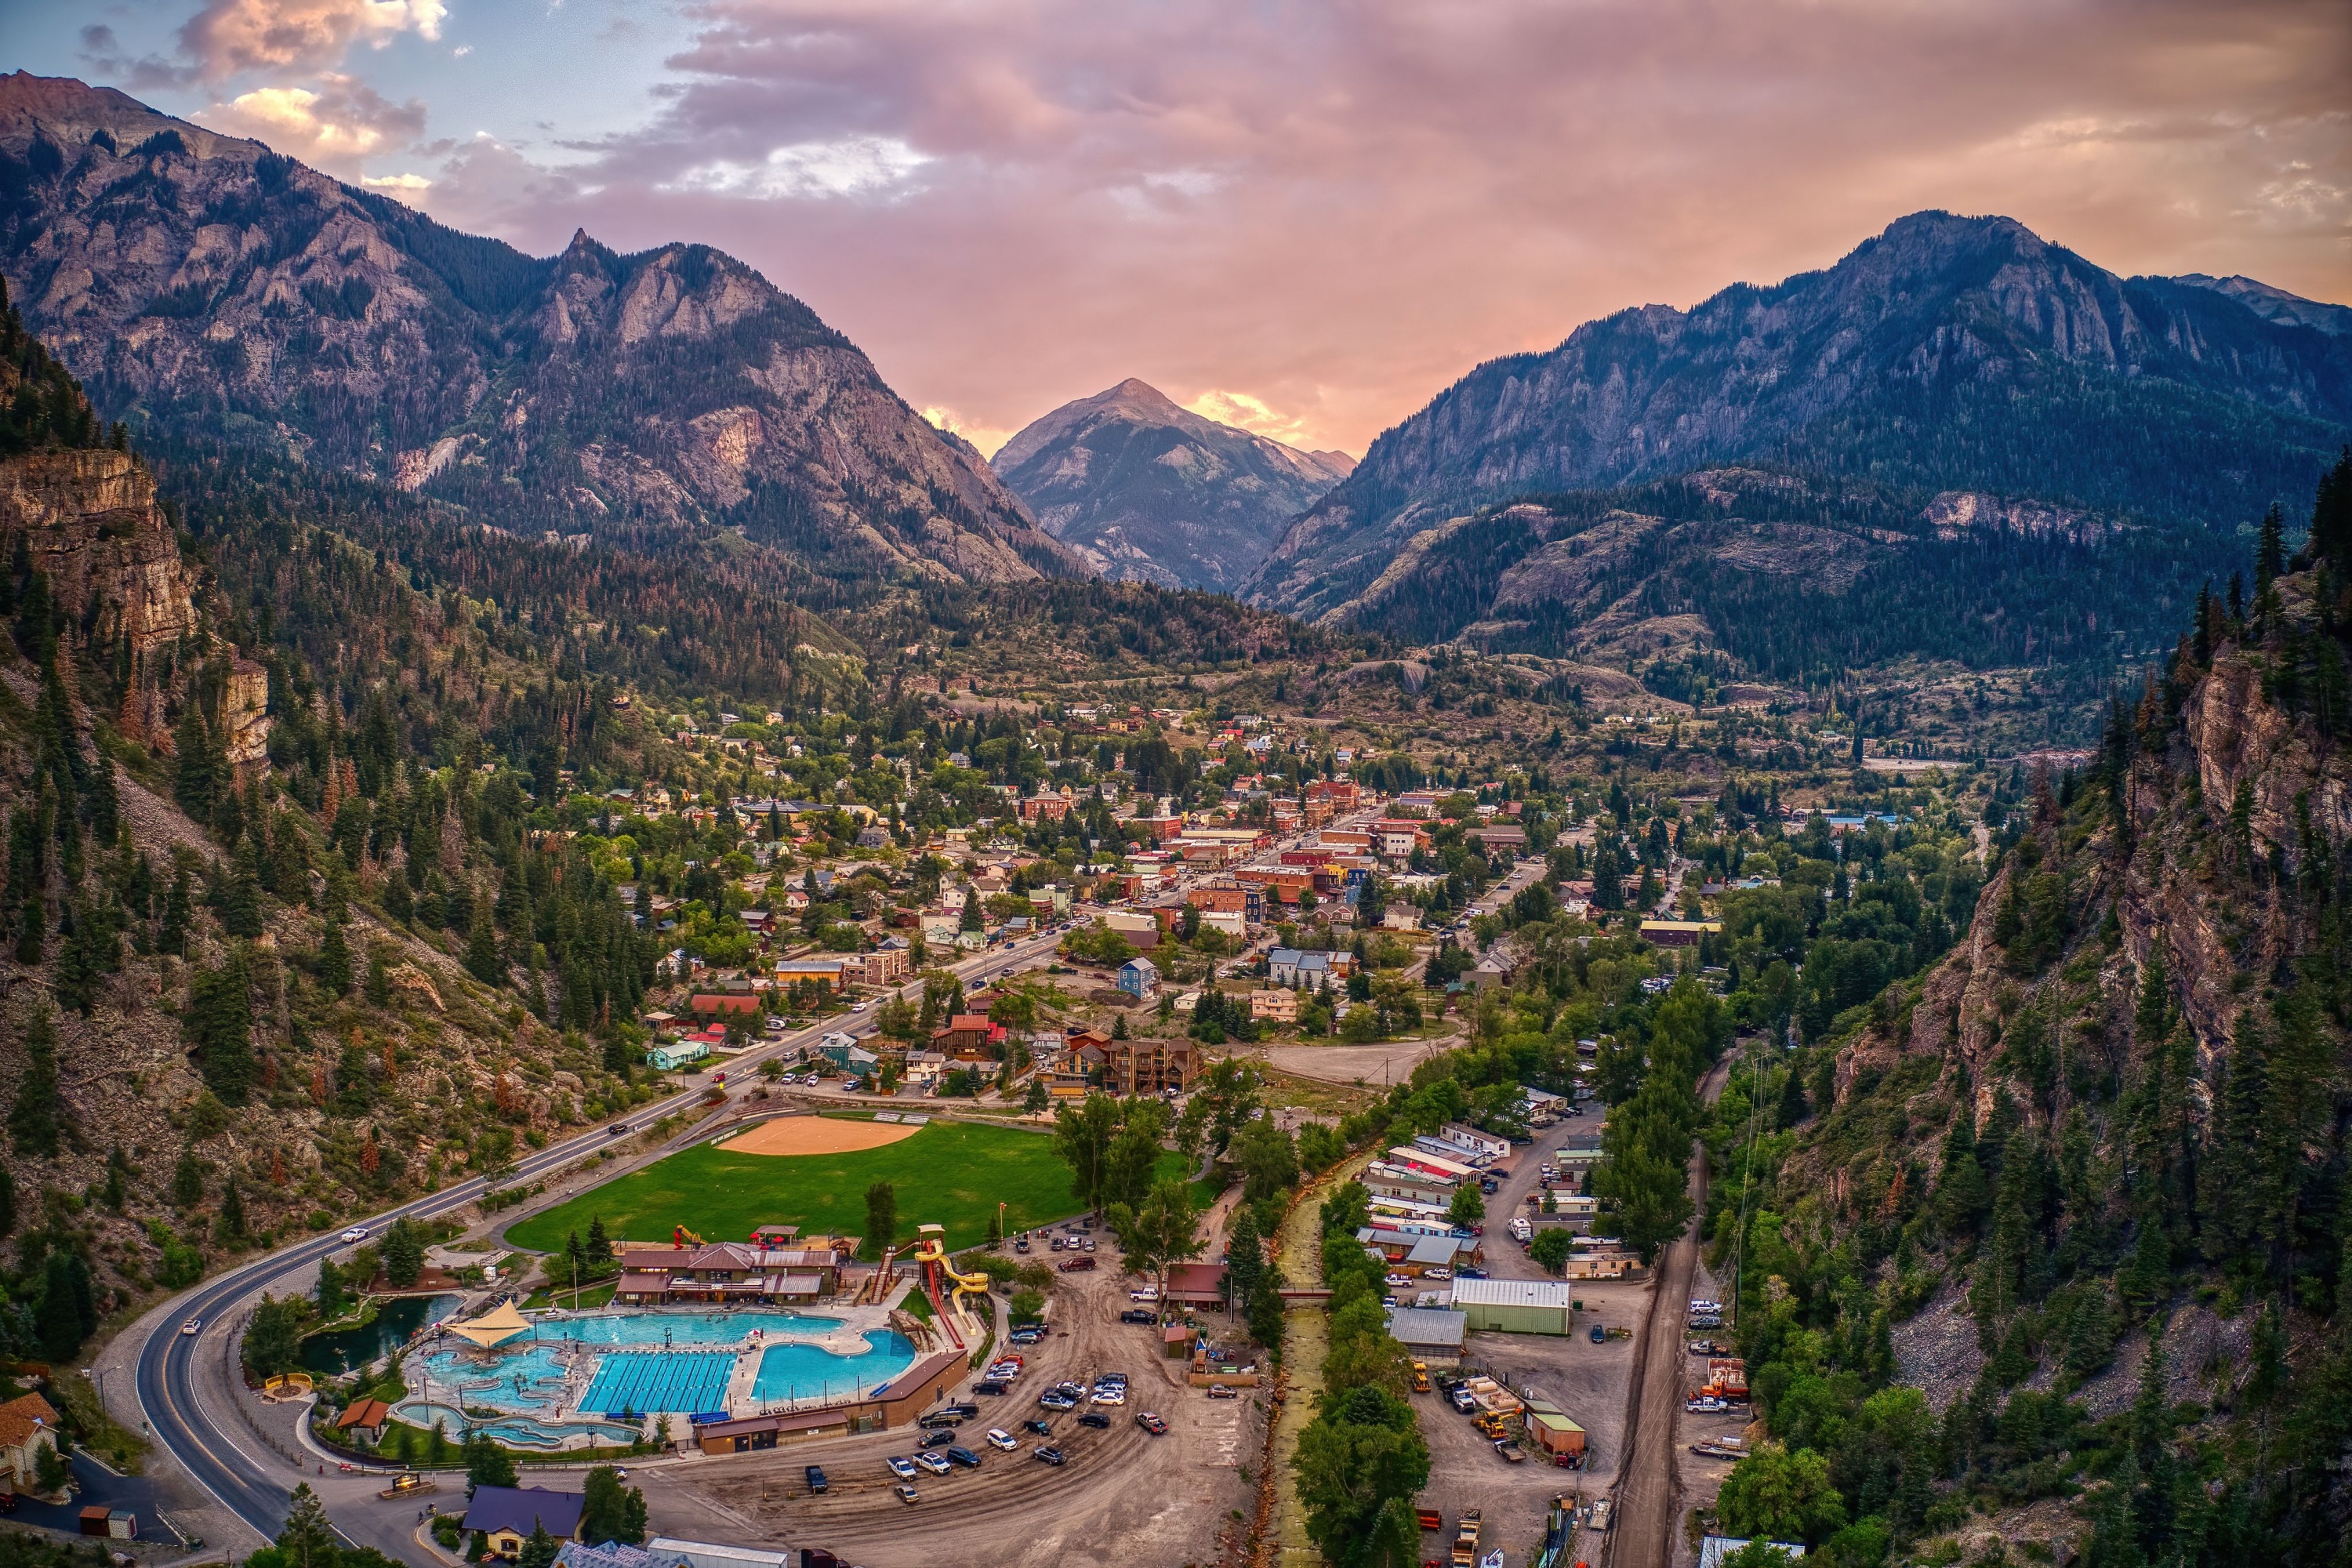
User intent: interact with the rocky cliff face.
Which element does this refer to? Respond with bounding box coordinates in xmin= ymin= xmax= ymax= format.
xmin=0 ymin=71 xmax=1076 ymax=586
xmin=1245 ymin=211 xmax=2352 ymax=621
xmin=992 ymin=378 xmax=1354 ymax=590
xmin=0 ymin=447 xmax=195 ymax=654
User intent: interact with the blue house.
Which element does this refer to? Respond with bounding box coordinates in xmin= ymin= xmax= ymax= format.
xmin=1117 ymin=957 xmax=1160 ymax=999
xmin=1267 ymin=948 xmax=1333 ymax=988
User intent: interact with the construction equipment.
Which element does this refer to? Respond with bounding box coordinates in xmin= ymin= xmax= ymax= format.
xmin=672 ymin=1225 xmax=704 ymax=1248
xmin=1450 ymin=1508 xmax=1483 ymax=1566
xmin=1412 ymin=1362 xmax=1430 ymax=1393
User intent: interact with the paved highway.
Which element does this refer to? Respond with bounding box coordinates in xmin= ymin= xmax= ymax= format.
xmin=128 ymin=925 xmax=1073 ymax=1552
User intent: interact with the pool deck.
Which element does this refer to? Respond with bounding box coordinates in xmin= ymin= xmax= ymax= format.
xmin=396 ymin=1300 xmax=918 ymax=1450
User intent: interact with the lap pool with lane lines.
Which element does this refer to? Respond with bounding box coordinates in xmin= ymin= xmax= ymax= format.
xmin=580 ymin=1350 xmax=737 ymax=1416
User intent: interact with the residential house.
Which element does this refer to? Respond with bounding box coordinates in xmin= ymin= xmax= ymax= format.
xmin=1250 ymin=988 xmax=1298 ymax=1022
xmin=0 ymin=1392 xmax=60 ymax=1496
xmin=841 ymin=947 xmax=912 ymax=988
xmin=1116 ymin=957 xmax=1160 ymax=999
xmin=1638 ymin=918 xmax=1721 ymax=948
xmin=1266 ymin=948 xmax=1334 ymax=988
xmin=463 ymin=1486 xmax=587 ymax=1559
xmin=931 ymin=1014 xmax=1002 ymax=1059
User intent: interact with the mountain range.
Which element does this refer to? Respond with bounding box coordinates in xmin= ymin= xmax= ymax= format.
xmin=0 ymin=71 xmax=1075 ymax=586
xmin=990 ymin=377 xmax=1354 ymax=591
xmin=1244 ymin=210 xmax=2352 ymax=627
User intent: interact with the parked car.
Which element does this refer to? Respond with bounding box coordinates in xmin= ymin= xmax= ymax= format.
xmin=917 ymin=1410 xmax=966 ymax=1428
xmin=1422 ymin=1267 xmax=1453 ymax=1282
xmin=1686 ymin=1397 xmax=1730 ymax=1414
xmin=1051 ymin=1237 xmax=1067 ymax=1251
xmin=1383 ymin=1273 xmax=1414 ymax=1288
xmin=914 ymin=1451 xmax=951 ymax=1475
xmin=1592 ymin=1325 xmax=1608 ymax=1343
xmin=1137 ymin=1413 xmax=1169 ymax=1436
xmin=1450 ymin=1388 xmax=1478 ymax=1412
xmin=1207 ymin=1383 xmax=1240 ymax=1399
xmin=1688 ymin=1339 xmax=1717 ymax=1356
xmin=1119 ymin=1308 xmax=1156 ymax=1324
xmin=895 ymin=1484 xmax=920 ymax=1505
xmin=1022 ymin=1419 xmax=1053 ymax=1436
xmin=1058 ymin=1256 xmax=1097 ymax=1272
xmin=885 ymin=1456 xmax=917 ymax=1479
xmin=919 ymin=1428 xmax=956 ymax=1448
xmin=1033 ymin=1446 xmax=1068 ymax=1466
xmin=1077 ymin=1412 xmax=1110 ymax=1429
xmin=1129 ymin=1285 xmax=1159 ymax=1302
xmin=804 ymin=1465 xmax=828 ymax=1494
xmin=985 ymin=1428 xmax=1018 ymax=1451
xmin=946 ymin=1446 xmax=982 ymax=1468
xmin=1039 ymin=1391 xmax=1078 ymax=1410
xmin=974 ymin=1380 xmax=1009 ymax=1397
xmin=1082 ymin=1239 xmax=1097 ymax=1252
xmin=1090 ymin=1386 xmax=1127 ymax=1406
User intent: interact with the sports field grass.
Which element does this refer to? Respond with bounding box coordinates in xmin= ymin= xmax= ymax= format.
xmin=508 ymin=1118 xmax=1128 ymax=1254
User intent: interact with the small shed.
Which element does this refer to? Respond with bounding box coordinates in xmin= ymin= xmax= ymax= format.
xmin=1385 ymin=1307 xmax=1468 ymax=1368
xmin=1163 ymin=1324 xmax=1197 ymax=1359
xmin=1524 ymin=1398 xmax=1587 ymax=1459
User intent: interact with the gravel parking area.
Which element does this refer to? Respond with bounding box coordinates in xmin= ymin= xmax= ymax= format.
xmin=646 ymin=1237 xmax=1265 ymax=1568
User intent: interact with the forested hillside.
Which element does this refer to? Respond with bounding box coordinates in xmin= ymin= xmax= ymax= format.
xmin=1676 ymin=457 xmax=2352 ymax=1563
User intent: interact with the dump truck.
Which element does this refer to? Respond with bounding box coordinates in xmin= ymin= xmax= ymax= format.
xmin=1451 ymin=1508 xmax=1483 ymax=1566
xmin=1412 ymin=1361 xmax=1430 ymax=1393
xmin=1701 ymin=1357 xmax=1750 ymax=1402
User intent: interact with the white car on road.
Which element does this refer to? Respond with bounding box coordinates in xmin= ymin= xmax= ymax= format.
xmin=339 ymin=1225 xmax=370 ymax=1243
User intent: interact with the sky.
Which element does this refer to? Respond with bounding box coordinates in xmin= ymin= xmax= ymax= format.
xmin=10 ymin=0 xmax=2348 ymax=459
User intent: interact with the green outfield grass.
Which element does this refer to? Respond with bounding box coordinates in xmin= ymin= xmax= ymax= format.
xmin=508 ymin=1118 xmax=1144 ymax=1254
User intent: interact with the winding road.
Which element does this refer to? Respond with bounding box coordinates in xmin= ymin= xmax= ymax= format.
xmin=122 ymin=926 xmax=1074 ymax=1555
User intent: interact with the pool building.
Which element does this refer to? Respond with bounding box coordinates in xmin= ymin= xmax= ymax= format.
xmin=612 ymin=1236 xmax=856 ymax=1306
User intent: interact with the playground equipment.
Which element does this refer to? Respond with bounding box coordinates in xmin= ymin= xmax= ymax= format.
xmin=913 ymin=1224 xmax=993 ymax=1348
xmin=261 ymin=1372 xmax=314 ymax=1400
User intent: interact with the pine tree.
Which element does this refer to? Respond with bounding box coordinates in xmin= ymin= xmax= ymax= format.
xmin=276 ymin=1484 xmax=339 ymax=1568
xmin=173 ymin=702 xmax=220 ymax=822
xmin=319 ymin=915 xmax=353 ymax=996
xmin=101 ymin=1144 xmax=132 ymax=1210
xmin=158 ymin=864 xmax=191 ymax=956
xmin=214 ymin=1175 xmax=246 ymax=1244
xmin=585 ymin=1214 xmax=612 ymax=1269
xmin=187 ymin=950 xmax=258 ymax=1105
xmin=171 ymin=1145 xmax=205 ymax=1207
xmin=56 ymin=899 xmax=106 ymax=1014
xmin=465 ymin=891 xmax=503 ymax=985
xmin=8 ymin=1006 xmax=63 ymax=1156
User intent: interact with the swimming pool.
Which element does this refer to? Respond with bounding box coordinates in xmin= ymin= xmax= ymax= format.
xmin=580 ymin=1352 xmax=735 ymax=1417
xmin=531 ymin=1309 xmax=840 ymax=1346
xmin=750 ymin=1330 xmax=917 ymax=1405
xmin=413 ymin=1344 xmax=573 ymax=1414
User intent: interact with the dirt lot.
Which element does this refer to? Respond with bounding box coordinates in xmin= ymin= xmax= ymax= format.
xmin=646 ymin=1229 xmax=1265 ymax=1568
xmin=1255 ymin=1038 xmax=1459 ymax=1086
xmin=1409 ymin=1111 xmax=1643 ymax=1567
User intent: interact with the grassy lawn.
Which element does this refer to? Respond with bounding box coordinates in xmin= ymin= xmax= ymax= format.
xmin=510 ymin=1120 xmax=1095 ymax=1254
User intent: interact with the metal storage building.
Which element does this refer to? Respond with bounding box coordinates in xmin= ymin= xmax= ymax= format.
xmin=1450 ymin=1276 xmax=1576 ymax=1334
xmin=1384 ymin=1307 xmax=1468 ymax=1367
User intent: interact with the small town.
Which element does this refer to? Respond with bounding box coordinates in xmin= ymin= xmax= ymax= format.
xmin=3 ymin=14 xmax=2346 ymax=1568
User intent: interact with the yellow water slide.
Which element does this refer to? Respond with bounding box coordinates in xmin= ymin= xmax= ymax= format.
xmin=913 ymin=1223 xmax=993 ymax=1317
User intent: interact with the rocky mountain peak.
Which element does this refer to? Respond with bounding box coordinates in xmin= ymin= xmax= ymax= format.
xmin=1245 ymin=209 xmax=2352 ymax=622
xmin=992 ymin=376 xmax=1355 ymax=591
xmin=0 ymin=73 xmax=1080 ymax=586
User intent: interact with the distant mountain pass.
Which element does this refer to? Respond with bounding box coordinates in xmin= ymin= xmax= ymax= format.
xmin=993 ymin=378 xmax=1352 ymax=591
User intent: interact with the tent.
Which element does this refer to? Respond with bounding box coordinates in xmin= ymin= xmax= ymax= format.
xmin=447 ymin=1301 xmax=533 ymax=1348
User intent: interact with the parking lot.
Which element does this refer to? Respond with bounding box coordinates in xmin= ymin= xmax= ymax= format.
xmin=645 ymin=1234 xmax=1265 ymax=1568
xmin=1406 ymin=1109 xmax=1649 ymax=1566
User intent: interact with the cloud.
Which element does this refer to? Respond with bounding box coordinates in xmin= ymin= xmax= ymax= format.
xmin=361 ymin=171 xmax=434 ymax=194
xmin=180 ymin=0 xmax=448 ymax=82
xmin=197 ymin=74 xmax=427 ymax=172
xmin=1185 ymin=390 xmax=1315 ymax=448
xmin=391 ymin=0 xmax=2350 ymax=456
xmin=662 ymin=136 xmax=931 ymax=201
xmin=920 ymin=405 xmax=1014 ymax=458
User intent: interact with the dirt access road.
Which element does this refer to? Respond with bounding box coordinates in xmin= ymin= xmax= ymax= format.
xmin=1606 ymin=1051 xmax=1737 ymax=1568
xmin=647 ymin=1232 xmax=1264 ymax=1568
